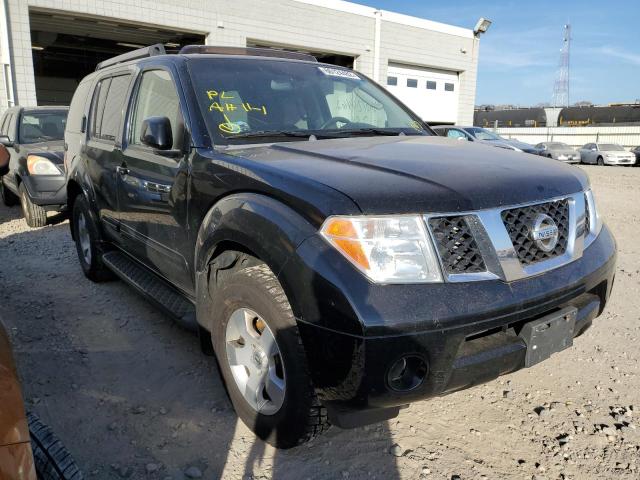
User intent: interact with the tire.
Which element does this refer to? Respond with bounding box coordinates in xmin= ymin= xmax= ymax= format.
xmin=71 ymin=194 xmax=113 ymax=282
xmin=28 ymin=412 xmax=84 ymax=480
xmin=597 ymin=156 xmax=604 ymax=166
xmin=1 ymin=178 xmax=19 ymax=206
xmin=19 ymin=183 xmax=48 ymax=228
xmin=210 ymin=261 xmax=329 ymax=449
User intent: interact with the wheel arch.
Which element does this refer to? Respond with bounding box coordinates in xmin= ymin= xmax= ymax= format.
xmin=194 ymin=192 xmax=319 ymax=332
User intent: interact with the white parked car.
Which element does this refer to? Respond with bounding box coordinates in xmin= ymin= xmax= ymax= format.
xmin=578 ymin=143 xmax=636 ymax=166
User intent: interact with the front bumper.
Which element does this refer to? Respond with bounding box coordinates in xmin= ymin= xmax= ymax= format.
xmin=21 ymin=174 xmax=67 ymax=207
xmin=284 ymin=225 xmax=616 ymax=427
xmin=605 ymin=157 xmax=636 ymax=165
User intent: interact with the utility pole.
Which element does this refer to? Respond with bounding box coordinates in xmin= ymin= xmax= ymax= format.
xmin=552 ymin=24 xmax=571 ymax=107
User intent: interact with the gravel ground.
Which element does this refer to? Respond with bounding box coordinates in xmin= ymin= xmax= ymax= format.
xmin=0 ymin=165 xmax=638 ymax=480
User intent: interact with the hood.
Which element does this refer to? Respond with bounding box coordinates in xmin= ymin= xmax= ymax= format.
xmin=23 ymin=140 xmax=65 ymax=164
xmin=503 ymin=139 xmax=537 ymax=151
xmin=603 ymin=150 xmax=634 ymax=156
xmin=229 ymin=136 xmax=588 ymax=214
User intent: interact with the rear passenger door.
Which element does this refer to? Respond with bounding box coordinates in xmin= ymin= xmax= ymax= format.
xmin=85 ymin=73 xmax=133 ymax=240
xmin=117 ymin=67 xmax=191 ymax=291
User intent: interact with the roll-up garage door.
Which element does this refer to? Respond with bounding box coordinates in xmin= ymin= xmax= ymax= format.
xmin=385 ymin=63 xmax=459 ymax=124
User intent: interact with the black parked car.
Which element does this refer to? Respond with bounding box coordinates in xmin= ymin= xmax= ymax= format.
xmin=0 ymin=106 xmax=68 ymax=227
xmin=65 ymin=45 xmax=616 ymax=449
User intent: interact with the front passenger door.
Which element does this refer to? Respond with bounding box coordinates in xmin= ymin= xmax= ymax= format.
xmin=117 ymin=68 xmax=192 ymax=292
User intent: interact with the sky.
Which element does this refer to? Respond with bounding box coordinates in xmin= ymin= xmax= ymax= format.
xmin=355 ymin=0 xmax=640 ymax=106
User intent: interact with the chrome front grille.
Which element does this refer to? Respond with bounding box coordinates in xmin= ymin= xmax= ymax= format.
xmin=500 ymin=199 xmax=570 ymax=266
xmin=425 ymin=192 xmax=589 ymax=283
xmin=428 ymin=216 xmax=486 ymax=274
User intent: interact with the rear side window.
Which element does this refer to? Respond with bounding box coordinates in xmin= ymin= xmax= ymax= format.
xmin=90 ymin=78 xmax=110 ymax=140
xmin=101 ymin=76 xmax=131 ymax=141
xmin=67 ymin=81 xmax=92 ymax=133
xmin=90 ymin=74 xmax=132 ymax=142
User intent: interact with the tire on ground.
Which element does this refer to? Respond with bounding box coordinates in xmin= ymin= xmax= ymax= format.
xmin=19 ymin=183 xmax=47 ymax=228
xmin=71 ymin=194 xmax=113 ymax=282
xmin=28 ymin=411 xmax=84 ymax=480
xmin=1 ymin=178 xmax=19 ymax=206
xmin=210 ymin=260 xmax=329 ymax=449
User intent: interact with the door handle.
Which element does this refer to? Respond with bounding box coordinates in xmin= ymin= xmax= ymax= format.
xmin=116 ymin=166 xmax=129 ymax=176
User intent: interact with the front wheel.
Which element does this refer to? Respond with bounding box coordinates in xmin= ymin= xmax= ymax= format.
xmin=597 ymin=156 xmax=605 ymax=166
xmin=19 ymin=183 xmax=47 ymax=227
xmin=210 ymin=261 xmax=329 ymax=449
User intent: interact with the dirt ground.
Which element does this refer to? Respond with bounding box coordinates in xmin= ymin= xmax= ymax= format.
xmin=0 ymin=165 xmax=638 ymax=480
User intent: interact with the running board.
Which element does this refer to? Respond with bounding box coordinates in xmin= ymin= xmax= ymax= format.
xmin=102 ymin=251 xmax=198 ymax=331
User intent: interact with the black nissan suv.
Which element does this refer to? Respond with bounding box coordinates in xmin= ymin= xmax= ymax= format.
xmin=64 ymin=45 xmax=617 ymax=449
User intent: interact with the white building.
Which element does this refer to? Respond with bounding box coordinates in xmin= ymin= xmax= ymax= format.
xmin=0 ymin=0 xmax=481 ymax=125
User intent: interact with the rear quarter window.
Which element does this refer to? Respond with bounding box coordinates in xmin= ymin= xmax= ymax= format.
xmin=67 ymin=81 xmax=92 ymax=133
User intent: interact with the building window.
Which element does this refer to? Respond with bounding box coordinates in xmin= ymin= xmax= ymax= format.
xmin=426 ymin=81 xmax=437 ymax=90
xmin=445 ymin=83 xmax=455 ymax=92
xmin=387 ymin=76 xmax=398 ymax=86
xmin=407 ymin=79 xmax=418 ymax=88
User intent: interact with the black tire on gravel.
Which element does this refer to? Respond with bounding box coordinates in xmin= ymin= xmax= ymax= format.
xmin=1 ymin=178 xmax=19 ymax=206
xmin=210 ymin=261 xmax=329 ymax=449
xmin=71 ymin=194 xmax=114 ymax=282
xmin=19 ymin=183 xmax=48 ymax=228
xmin=597 ymin=156 xmax=605 ymax=166
xmin=28 ymin=412 xmax=84 ymax=480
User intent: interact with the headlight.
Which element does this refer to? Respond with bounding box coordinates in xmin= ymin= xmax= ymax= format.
xmin=27 ymin=155 xmax=60 ymax=175
xmin=584 ymin=189 xmax=603 ymax=240
xmin=320 ymin=215 xmax=442 ymax=283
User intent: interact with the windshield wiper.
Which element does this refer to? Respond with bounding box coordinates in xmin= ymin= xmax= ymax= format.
xmin=330 ymin=128 xmax=424 ymax=137
xmin=226 ymin=130 xmax=315 ymax=140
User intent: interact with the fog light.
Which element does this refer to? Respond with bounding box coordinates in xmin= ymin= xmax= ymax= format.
xmin=386 ymin=355 xmax=428 ymax=392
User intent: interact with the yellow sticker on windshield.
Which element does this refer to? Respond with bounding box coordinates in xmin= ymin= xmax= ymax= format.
xmin=206 ymin=89 xmax=269 ymax=135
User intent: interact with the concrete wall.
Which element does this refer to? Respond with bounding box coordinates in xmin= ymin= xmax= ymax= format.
xmin=0 ymin=0 xmax=479 ymax=124
xmin=495 ymin=126 xmax=640 ymax=150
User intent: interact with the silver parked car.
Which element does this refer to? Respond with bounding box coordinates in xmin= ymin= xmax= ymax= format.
xmin=432 ymin=126 xmax=541 ymax=154
xmin=578 ymin=143 xmax=636 ymax=166
xmin=535 ymin=142 xmax=581 ymax=163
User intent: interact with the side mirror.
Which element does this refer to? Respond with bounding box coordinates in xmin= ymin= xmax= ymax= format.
xmin=0 ymin=135 xmax=13 ymax=147
xmin=140 ymin=116 xmax=173 ymax=151
xmin=0 ymin=143 xmax=9 ymax=176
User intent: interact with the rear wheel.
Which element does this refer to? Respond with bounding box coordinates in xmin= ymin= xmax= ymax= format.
xmin=210 ymin=261 xmax=329 ymax=448
xmin=72 ymin=194 xmax=113 ymax=282
xmin=19 ymin=183 xmax=47 ymax=228
xmin=597 ymin=156 xmax=605 ymax=166
xmin=28 ymin=412 xmax=84 ymax=480
xmin=1 ymin=178 xmax=19 ymax=206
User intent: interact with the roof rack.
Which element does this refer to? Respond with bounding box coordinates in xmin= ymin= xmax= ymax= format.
xmin=96 ymin=44 xmax=166 ymax=71
xmin=179 ymin=45 xmax=317 ymax=62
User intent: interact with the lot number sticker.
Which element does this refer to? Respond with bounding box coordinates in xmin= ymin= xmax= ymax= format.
xmin=318 ymin=66 xmax=360 ymax=80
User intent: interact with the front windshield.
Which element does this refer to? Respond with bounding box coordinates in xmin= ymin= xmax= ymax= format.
xmin=465 ymin=127 xmax=502 ymax=141
xmin=600 ymin=144 xmax=624 ymax=151
xmin=19 ymin=110 xmax=67 ymax=144
xmin=188 ymin=58 xmax=430 ymax=144
xmin=548 ymin=142 xmax=570 ymax=149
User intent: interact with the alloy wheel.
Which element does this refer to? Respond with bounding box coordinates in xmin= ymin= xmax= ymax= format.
xmin=225 ymin=307 xmax=286 ymax=415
